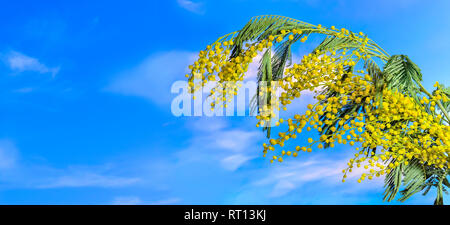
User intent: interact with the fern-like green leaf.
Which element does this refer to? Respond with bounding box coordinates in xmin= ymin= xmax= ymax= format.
xmin=383 ymin=55 xmax=422 ymax=103
xmin=383 ymin=160 xmax=403 ymax=202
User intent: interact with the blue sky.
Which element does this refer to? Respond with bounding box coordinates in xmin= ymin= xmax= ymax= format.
xmin=0 ymin=0 xmax=449 ymax=204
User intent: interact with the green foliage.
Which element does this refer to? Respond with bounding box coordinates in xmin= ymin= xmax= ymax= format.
xmin=383 ymin=55 xmax=423 ymax=103
xmin=231 ymin=15 xmax=312 ymax=58
xmin=257 ymin=49 xmax=273 ymax=137
xmin=398 ymin=159 xmax=427 ymax=201
xmin=383 ymin=160 xmax=403 ymax=202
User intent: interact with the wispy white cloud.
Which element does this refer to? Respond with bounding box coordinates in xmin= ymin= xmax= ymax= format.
xmin=206 ymin=129 xmax=261 ymax=153
xmin=178 ymin=119 xmax=263 ymax=171
xmin=186 ymin=116 xmax=229 ymax=132
xmin=176 ymin=0 xmax=205 ymax=14
xmin=12 ymin=87 xmax=34 ymax=94
xmin=229 ymin=152 xmax=387 ymax=204
xmin=4 ymin=51 xmax=60 ymax=77
xmin=148 ymin=197 xmax=181 ymax=205
xmin=0 ymin=140 xmax=140 ymax=189
xmin=164 ymin=116 xmax=264 ymax=172
xmin=252 ymin=158 xmax=342 ymax=189
xmin=111 ymin=196 xmax=181 ymax=205
xmin=105 ymin=51 xmax=197 ymax=105
xmin=220 ymin=154 xmax=252 ymax=171
xmin=112 ymin=196 xmax=142 ymax=205
xmin=0 ymin=139 xmax=19 ymax=170
xmin=38 ymin=172 xmax=141 ymax=188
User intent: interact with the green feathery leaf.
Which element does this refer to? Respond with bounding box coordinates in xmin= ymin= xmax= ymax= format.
xmin=383 ymin=55 xmax=422 ymax=103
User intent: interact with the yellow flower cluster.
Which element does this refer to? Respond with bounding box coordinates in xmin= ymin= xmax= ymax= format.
xmin=186 ymin=38 xmax=264 ymax=109
xmin=262 ymin=53 xmax=449 ymax=183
